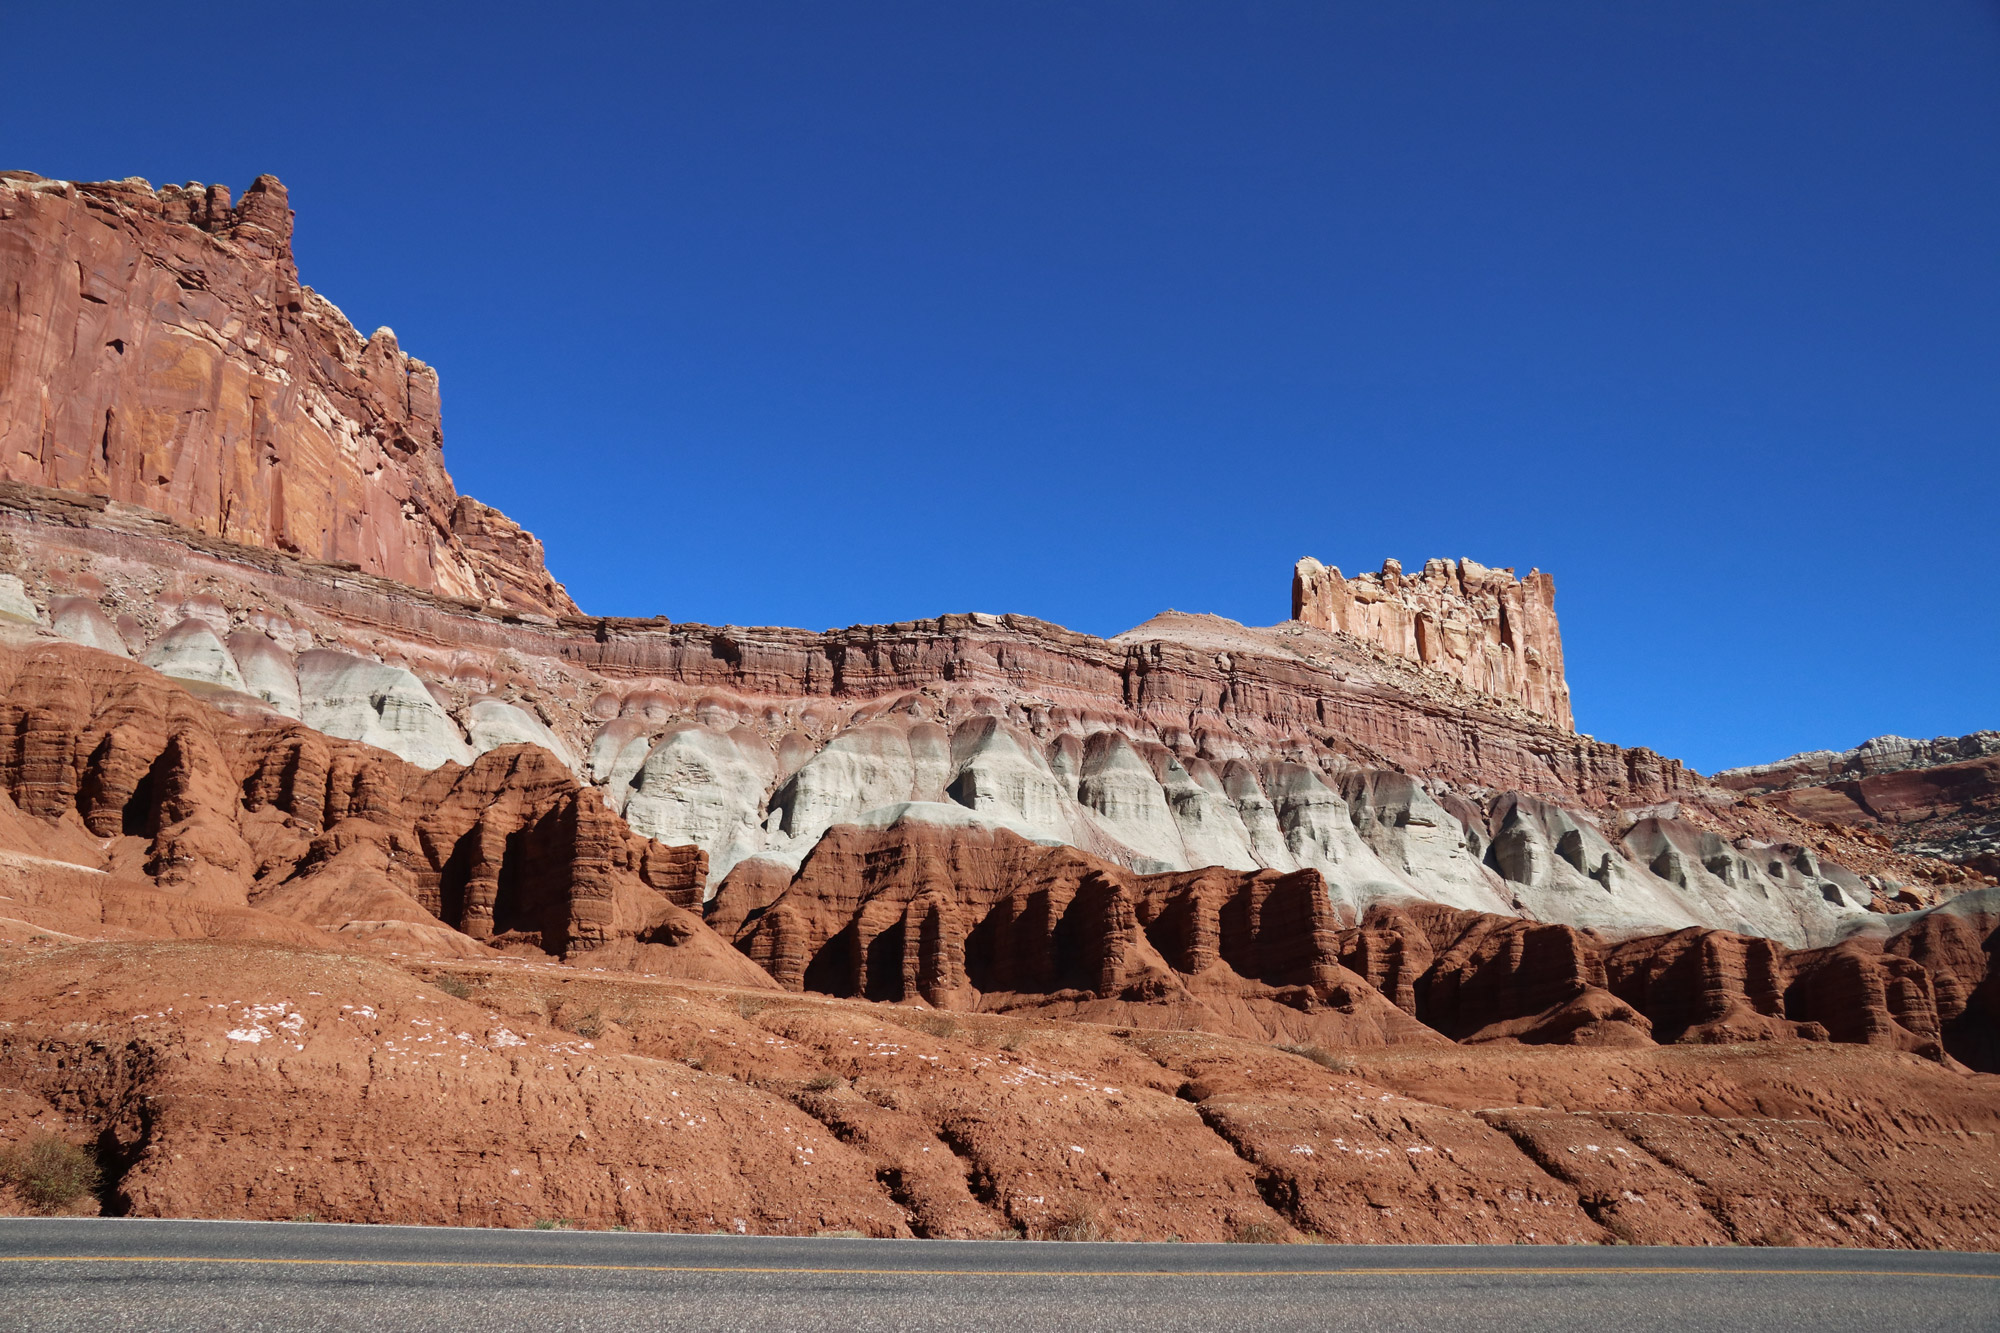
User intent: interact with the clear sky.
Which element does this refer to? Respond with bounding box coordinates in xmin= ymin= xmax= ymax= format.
xmin=4 ymin=2 xmax=1996 ymax=773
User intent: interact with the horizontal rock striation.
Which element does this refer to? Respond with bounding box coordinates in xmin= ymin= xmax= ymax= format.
xmin=703 ymin=815 xmax=1997 ymax=1070
xmin=0 ymin=639 xmax=756 ymax=978
xmin=0 ymin=494 xmax=1899 ymax=945
xmin=1720 ymin=731 xmax=2000 ymax=795
xmin=0 ymin=629 xmax=1975 ymax=1071
xmin=1293 ymin=555 xmax=1571 ymax=728
xmin=0 ymin=172 xmax=572 ymax=616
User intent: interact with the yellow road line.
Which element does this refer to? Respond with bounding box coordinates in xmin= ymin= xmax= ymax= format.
xmin=0 ymin=1256 xmax=1992 ymax=1280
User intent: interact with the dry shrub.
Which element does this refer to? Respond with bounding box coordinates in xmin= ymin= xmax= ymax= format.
xmin=0 ymin=1131 xmax=100 ymax=1215
xmin=735 ymin=996 xmax=770 ymax=1020
xmin=557 ymin=1005 xmax=603 ymax=1039
xmin=897 ymin=1010 xmax=958 ymax=1040
xmin=433 ymin=974 xmax=472 ymax=1000
xmin=804 ymin=1073 xmax=844 ymax=1092
xmin=1043 ymin=1208 xmax=1105 ymax=1242
xmin=1230 ymin=1219 xmax=1287 ymax=1244
xmin=1275 ymin=1042 xmax=1355 ymax=1074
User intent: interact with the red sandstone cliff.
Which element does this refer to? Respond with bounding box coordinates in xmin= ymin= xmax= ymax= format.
xmin=0 ymin=172 xmax=572 ymax=616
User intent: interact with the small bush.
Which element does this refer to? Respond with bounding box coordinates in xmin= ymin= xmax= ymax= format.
xmin=680 ymin=1055 xmax=706 ymax=1072
xmin=1044 ymin=1209 xmax=1104 ymax=1242
xmin=804 ymin=1074 xmax=844 ymax=1092
xmin=1276 ymin=1042 xmax=1355 ymax=1074
xmin=0 ymin=1132 xmax=101 ymax=1215
xmin=899 ymin=1011 xmax=957 ymax=1040
xmin=559 ymin=1006 xmax=603 ymax=1040
xmin=434 ymin=975 xmax=471 ymax=1000
xmin=735 ymin=996 xmax=769 ymax=1020
xmin=1230 ymin=1219 xmax=1287 ymax=1244
xmin=533 ymin=1218 xmax=572 ymax=1231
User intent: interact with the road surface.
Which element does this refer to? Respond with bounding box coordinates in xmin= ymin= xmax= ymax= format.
xmin=0 ymin=1218 xmax=1993 ymax=1331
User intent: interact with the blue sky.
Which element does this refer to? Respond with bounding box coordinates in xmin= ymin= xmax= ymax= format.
xmin=5 ymin=2 xmax=1995 ymax=772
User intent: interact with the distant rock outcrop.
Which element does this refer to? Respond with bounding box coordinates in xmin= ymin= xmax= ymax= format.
xmin=1720 ymin=731 xmax=2000 ymax=794
xmin=1722 ymin=732 xmax=2000 ymax=881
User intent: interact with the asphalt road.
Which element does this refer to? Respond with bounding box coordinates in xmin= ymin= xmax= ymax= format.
xmin=0 ymin=1219 xmax=1993 ymax=1332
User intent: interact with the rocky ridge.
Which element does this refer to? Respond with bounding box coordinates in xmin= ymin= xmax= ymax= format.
xmin=1721 ymin=731 xmax=2000 ymax=794
xmin=1722 ymin=732 xmax=2000 ymax=882
xmin=0 ymin=490 xmax=1905 ymax=950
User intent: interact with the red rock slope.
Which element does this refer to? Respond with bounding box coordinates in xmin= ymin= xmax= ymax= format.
xmin=1 ymin=936 xmax=1994 ymax=1246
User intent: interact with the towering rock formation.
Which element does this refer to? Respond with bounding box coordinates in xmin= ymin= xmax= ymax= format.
xmin=1293 ymin=556 xmax=1571 ymax=728
xmin=0 ymin=172 xmax=573 ymax=616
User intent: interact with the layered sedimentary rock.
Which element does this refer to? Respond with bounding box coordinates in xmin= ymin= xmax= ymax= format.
xmin=2 ymin=622 xmax=1981 ymax=1075
xmin=0 ymin=170 xmax=1970 ymax=963
xmin=696 ymin=812 xmax=1997 ymax=1071
xmin=0 ymin=493 xmax=1911 ymax=947
xmin=0 ymin=638 xmax=759 ymax=980
xmin=1721 ymin=731 xmax=2000 ymax=794
xmin=1721 ymin=732 xmax=2000 ymax=880
xmin=0 ymin=173 xmax=572 ymax=616
xmin=0 ymin=169 xmax=1987 ymax=1034
xmin=1293 ymin=555 xmax=1571 ymax=728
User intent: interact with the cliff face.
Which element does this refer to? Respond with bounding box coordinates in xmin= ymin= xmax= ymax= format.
xmin=0 ymin=173 xmax=573 ymax=616
xmin=0 ymin=166 xmax=1971 ymax=958
xmin=1293 ymin=555 xmax=1571 ymax=729
xmin=0 ymin=493 xmax=1916 ymax=949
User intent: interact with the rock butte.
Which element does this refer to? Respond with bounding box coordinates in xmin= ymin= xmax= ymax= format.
xmin=0 ymin=174 xmax=1992 ymax=1244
